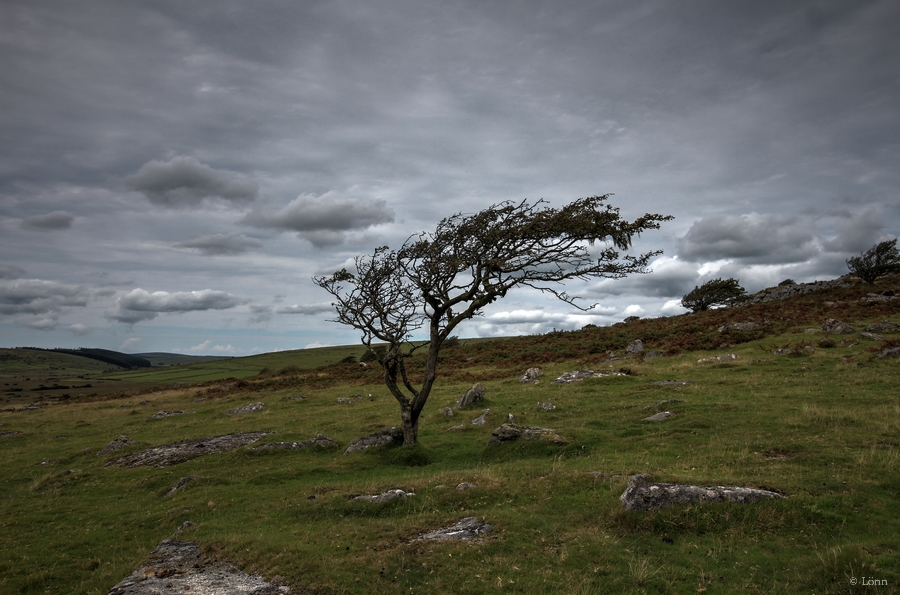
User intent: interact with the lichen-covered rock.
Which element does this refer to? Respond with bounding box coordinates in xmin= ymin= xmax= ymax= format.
xmin=488 ymin=423 xmax=567 ymax=445
xmin=455 ymin=383 xmax=486 ymax=408
xmin=518 ymin=367 xmax=543 ymax=384
xmin=620 ymin=474 xmax=782 ymax=512
xmin=98 ymin=435 xmax=134 ymax=455
xmin=343 ymin=427 xmax=403 ymax=454
xmin=552 ymin=370 xmax=627 ymax=384
xmin=471 ymin=409 xmax=489 ymax=426
xmin=822 ymin=319 xmax=856 ymax=335
xmin=352 ymin=489 xmax=414 ymax=503
xmin=250 ymin=433 xmax=338 ymax=451
xmin=225 ymin=402 xmax=264 ymax=415
xmin=626 ymin=339 xmax=644 ymax=354
xmin=412 ymin=517 xmax=493 ymax=542
xmin=107 ymin=539 xmax=289 ymax=594
xmin=104 ymin=432 xmax=273 ymax=468
xmin=697 ymin=353 xmax=740 ymax=363
xmin=537 ymin=401 xmax=556 ymax=411
xmin=642 ymin=411 xmax=672 ymax=421
xmin=866 ymin=321 xmax=899 ymax=333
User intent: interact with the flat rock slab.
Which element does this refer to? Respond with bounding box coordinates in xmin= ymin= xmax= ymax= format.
xmin=552 ymin=370 xmax=627 ymax=384
xmin=642 ymin=411 xmax=673 ymax=421
xmin=488 ymin=423 xmax=568 ymax=445
xmin=648 ymin=380 xmax=694 ymax=387
xmin=352 ymin=489 xmax=414 ymax=503
xmin=148 ymin=410 xmax=194 ymax=420
xmin=697 ymin=354 xmax=740 ymax=363
xmin=344 ymin=427 xmax=403 ymax=454
xmin=225 ymin=402 xmax=265 ymax=415
xmin=620 ymin=475 xmax=782 ymax=512
xmin=250 ymin=433 xmax=338 ymax=451
xmin=104 ymin=432 xmax=273 ymax=468
xmin=107 ymin=539 xmax=288 ymax=595
xmin=413 ymin=517 xmax=493 ymax=542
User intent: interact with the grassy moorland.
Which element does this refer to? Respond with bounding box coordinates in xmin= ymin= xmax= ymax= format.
xmin=0 ymin=278 xmax=898 ymax=594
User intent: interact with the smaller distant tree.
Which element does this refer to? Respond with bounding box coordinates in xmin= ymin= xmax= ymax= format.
xmin=846 ymin=239 xmax=900 ymax=284
xmin=681 ymin=278 xmax=747 ymax=312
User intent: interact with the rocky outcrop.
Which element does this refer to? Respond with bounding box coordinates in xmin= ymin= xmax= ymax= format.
xmin=822 ymin=319 xmax=856 ymax=334
xmin=225 ymin=402 xmax=264 ymax=415
xmin=620 ymin=474 xmax=782 ymax=512
xmin=104 ymin=432 xmax=273 ymax=468
xmin=98 ymin=435 xmax=134 ymax=455
xmin=343 ymin=427 xmax=403 ymax=454
xmin=148 ymin=410 xmax=193 ymax=420
xmin=412 ymin=517 xmax=493 ymax=542
xmin=455 ymin=383 xmax=486 ymax=409
xmin=741 ymin=278 xmax=852 ymax=305
xmin=867 ymin=321 xmax=899 ymax=333
xmin=352 ymin=489 xmax=414 ymax=503
xmin=250 ymin=433 xmax=338 ymax=451
xmin=488 ymin=423 xmax=567 ymax=445
xmin=518 ymin=367 xmax=543 ymax=384
xmin=718 ymin=321 xmax=761 ymax=333
xmin=626 ymin=340 xmax=644 ymax=354
xmin=552 ymin=370 xmax=627 ymax=384
xmin=107 ymin=539 xmax=289 ymax=595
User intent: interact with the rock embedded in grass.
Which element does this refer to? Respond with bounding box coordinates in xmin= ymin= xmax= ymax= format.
xmin=97 ymin=435 xmax=134 ymax=455
xmin=620 ymin=474 xmax=783 ymax=512
xmin=552 ymin=369 xmax=627 ymax=384
xmin=866 ymin=320 xmax=898 ymax=333
xmin=225 ymin=402 xmax=264 ymax=415
xmin=250 ymin=433 xmax=338 ymax=451
xmin=642 ymin=411 xmax=673 ymax=421
xmin=105 ymin=432 xmax=273 ymax=468
xmin=352 ymin=488 xmax=414 ymax=503
xmin=822 ymin=318 xmax=856 ymax=334
xmin=455 ymin=383 xmax=486 ymax=408
xmin=343 ymin=427 xmax=403 ymax=454
xmin=412 ymin=517 xmax=493 ymax=542
xmin=147 ymin=410 xmax=193 ymax=420
xmin=518 ymin=367 xmax=543 ymax=384
xmin=697 ymin=354 xmax=740 ymax=363
xmin=488 ymin=423 xmax=568 ymax=445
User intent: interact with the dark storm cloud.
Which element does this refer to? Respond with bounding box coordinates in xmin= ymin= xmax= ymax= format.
xmin=589 ymin=257 xmax=699 ymax=299
xmin=174 ymin=233 xmax=263 ymax=256
xmin=20 ymin=211 xmax=75 ymax=231
xmin=676 ymin=213 xmax=818 ymax=264
xmin=106 ymin=288 xmax=248 ymax=324
xmin=242 ymin=193 xmax=395 ymax=247
xmin=0 ymin=265 xmax=26 ymax=279
xmin=125 ymin=156 xmax=258 ymax=207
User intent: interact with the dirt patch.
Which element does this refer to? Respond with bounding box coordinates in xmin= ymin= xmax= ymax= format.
xmin=104 ymin=432 xmax=273 ymax=468
xmin=107 ymin=539 xmax=289 ymax=594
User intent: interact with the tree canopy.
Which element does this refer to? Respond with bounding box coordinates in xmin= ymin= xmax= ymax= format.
xmin=846 ymin=239 xmax=900 ymax=284
xmin=315 ymin=196 xmax=672 ymax=446
xmin=680 ymin=277 xmax=747 ymax=312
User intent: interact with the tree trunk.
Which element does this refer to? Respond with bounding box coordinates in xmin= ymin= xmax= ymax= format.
xmin=399 ymin=402 xmax=419 ymax=446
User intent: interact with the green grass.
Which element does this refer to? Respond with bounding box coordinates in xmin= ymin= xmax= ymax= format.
xmin=1 ymin=281 xmax=899 ymax=594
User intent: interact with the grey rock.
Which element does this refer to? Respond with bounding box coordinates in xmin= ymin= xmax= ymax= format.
xmin=455 ymin=383 xmax=486 ymax=409
xmin=648 ymin=380 xmax=694 ymax=386
xmin=352 ymin=489 xmax=414 ymax=503
xmin=225 ymin=402 xmax=264 ymax=415
xmin=148 ymin=410 xmax=194 ymax=420
xmin=488 ymin=423 xmax=568 ymax=445
xmin=447 ymin=424 xmax=466 ymax=431
xmin=343 ymin=427 xmax=403 ymax=454
xmin=742 ymin=278 xmax=852 ymax=305
xmin=537 ymin=401 xmax=556 ymax=411
xmin=471 ymin=409 xmax=489 ymax=426
xmin=0 ymin=431 xmax=23 ymax=438
xmin=413 ymin=517 xmax=493 ymax=542
xmin=875 ymin=346 xmax=900 ymax=359
xmin=106 ymin=539 xmax=288 ymax=595
xmin=552 ymin=369 xmax=627 ymax=384
xmin=626 ymin=339 xmax=644 ymax=354
xmin=456 ymin=482 xmax=475 ymax=491
xmin=822 ymin=318 xmax=856 ymax=335
xmin=860 ymin=332 xmax=886 ymax=341
xmin=165 ymin=476 xmax=195 ymax=497
xmin=697 ymin=354 xmax=740 ymax=363
xmin=518 ymin=367 xmax=543 ymax=384
xmin=443 ymin=407 xmax=454 ymax=417
xmin=506 ymin=413 xmax=516 ymax=424
xmin=98 ymin=435 xmax=134 ymax=455
xmin=718 ymin=321 xmax=761 ymax=333
xmin=250 ymin=433 xmax=338 ymax=451
xmin=642 ymin=411 xmax=672 ymax=422
xmin=620 ymin=474 xmax=782 ymax=512
xmin=773 ymin=349 xmax=794 ymax=355
xmin=866 ymin=321 xmax=899 ymax=333
xmin=105 ymin=432 xmax=274 ymax=468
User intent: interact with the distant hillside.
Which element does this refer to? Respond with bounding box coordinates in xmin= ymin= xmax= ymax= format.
xmin=20 ymin=347 xmax=152 ymax=369
xmin=132 ymin=352 xmax=234 ymax=367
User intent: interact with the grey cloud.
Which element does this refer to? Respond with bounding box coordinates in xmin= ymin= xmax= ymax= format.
xmin=106 ymin=288 xmax=249 ymax=324
xmin=242 ymin=192 xmax=394 ymax=248
xmin=0 ymin=278 xmax=88 ymax=316
xmin=125 ymin=156 xmax=258 ymax=207
xmin=174 ymin=233 xmax=263 ymax=255
xmin=821 ymin=205 xmax=889 ymax=253
xmin=0 ymin=265 xmax=26 ymax=279
xmin=20 ymin=211 xmax=75 ymax=231
xmin=589 ymin=257 xmax=700 ymax=299
xmin=68 ymin=323 xmax=91 ymax=336
xmin=276 ymin=303 xmax=335 ymax=315
xmin=19 ymin=314 xmax=59 ymax=331
xmin=676 ymin=213 xmax=818 ymax=264
xmin=248 ymin=304 xmax=273 ymax=324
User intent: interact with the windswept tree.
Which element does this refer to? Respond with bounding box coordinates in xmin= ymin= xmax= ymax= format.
xmin=681 ymin=277 xmax=747 ymax=312
xmin=846 ymin=239 xmax=900 ymax=284
xmin=315 ymin=196 xmax=672 ymax=446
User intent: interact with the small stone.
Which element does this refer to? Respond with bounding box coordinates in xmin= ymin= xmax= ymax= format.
xmin=224 ymin=402 xmax=264 ymax=415
xmin=471 ymin=410 xmax=489 ymax=426
xmin=642 ymin=411 xmax=672 ymax=422
xmin=822 ymin=318 xmax=856 ymax=334
xmin=537 ymin=401 xmax=556 ymax=411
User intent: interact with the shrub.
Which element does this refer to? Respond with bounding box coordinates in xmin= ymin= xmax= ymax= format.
xmin=846 ymin=239 xmax=900 ymax=284
xmin=681 ymin=278 xmax=747 ymax=312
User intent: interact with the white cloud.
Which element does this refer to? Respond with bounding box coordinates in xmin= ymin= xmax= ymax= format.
xmin=120 ymin=337 xmax=142 ymax=352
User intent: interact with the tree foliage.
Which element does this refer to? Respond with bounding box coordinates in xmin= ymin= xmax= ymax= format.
xmin=680 ymin=277 xmax=747 ymax=312
xmin=315 ymin=196 xmax=672 ymax=446
xmin=846 ymin=239 xmax=900 ymax=284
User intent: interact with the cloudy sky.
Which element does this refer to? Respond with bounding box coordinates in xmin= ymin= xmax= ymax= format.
xmin=1 ymin=0 xmax=898 ymax=355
